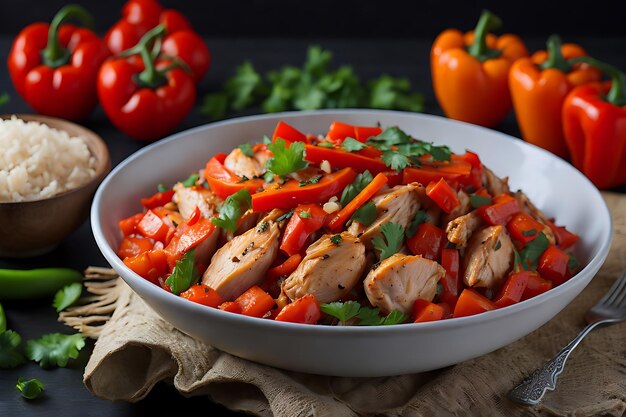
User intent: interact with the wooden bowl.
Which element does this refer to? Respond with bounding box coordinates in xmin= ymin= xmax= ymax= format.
xmin=0 ymin=114 xmax=111 ymax=257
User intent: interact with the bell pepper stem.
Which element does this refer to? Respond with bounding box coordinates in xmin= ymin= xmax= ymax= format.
xmin=41 ymin=5 xmax=94 ymax=68
xmin=119 ymin=25 xmax=168 ymax=89
xmin=539 ymin=35 xmax=572 ymax=72
xmin=467 ymin=10 xmax=502 ymax=61
xmin=570 ymin=56 xmax=626 ymax=107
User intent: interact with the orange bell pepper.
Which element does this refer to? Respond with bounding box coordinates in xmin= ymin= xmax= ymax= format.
xmin=431 ymin=10 xmax=528 ymax=127
xmin=280 ymin=205 xmax=327 ymax=256
xmin=233 ymin=285 xmax=275 ymax=317
xmin=493 ymin=271 xmax=530 ymax=308
xmin=425 ymin=178 xmax=459 ymax=214
xmin=180 ymin=284 xmax=222 ymax=308
xmin=117 ymin=236 xmax=153 ymax=259
xmin=509 ymin=35 xmax=600 ymax=158
xmin=453 ymin=288 xmax=496 ymax=318
xmin=406 ymin=223 xmax=446 ymax=261
xmin=204 ymin=153 xmax=265 ymax=200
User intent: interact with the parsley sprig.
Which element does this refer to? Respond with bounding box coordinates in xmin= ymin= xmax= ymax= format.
xmin=212 ymin=189 xmax=252 ymax=233
xmin=372 ymin=222 xmax=405 ymax=261
xmin=320 ymin=301 xmax=408 ymax=325
xmin=25 ymin=333 xmax=85 ymax=368
xmin=266 ymin=138 xmax=308 ymax=177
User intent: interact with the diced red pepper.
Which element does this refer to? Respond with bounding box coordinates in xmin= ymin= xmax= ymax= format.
xmin=522 ymin=272 xmax=553 ymax=300
xmin=233 ymin=286 xmax=275 ymax=317
xmin=272 ymin=121 xmax=307 ymax=142
xmin=118 ymin=236 xmax=153 ymax=259
xmin=406 ymin=223 xmax=446 ymax=261
xmin=280 ymin=205 xmax=327 ymax=256
xmin=426 ymin=178 xmax=460 ymax=214
xmin=119 ymin=212 xmax=145 ymax=237
xmin=140 ymin=189 xmax=175 ymax=209
xmin=382 ymin=170 xmax=403 ymax=187
xmin=164 ymin=218 xmax=216 ymax=269
xmin=304 ymin=144 xmax=387 ymax=174
xmin=266 ymin=254 xmax=302 ymax=282
xmin=507 ymin=212 xmax=545 ymax=246
xmin=354 ymin=126 xmax=382 ymax=142
xmin=137 ymin=209 xmax=171 ymax=242
xmin=493 ymin=271 xmax=531 ymax=308
xmin=477 ymin=194 xmax=521 ymax=226
xmin=180 ymin=284 xmax=222 ymax=308
xmin=546 ymin=220 xmax=580 ymax=250
xmin=439 ymin=248 xmax=461 ymax=307
xmin=204 ymin=154 xmax=265 ymax=200
xmin=275 ymin=294 xmax=321 ymax=324
xmin=402 ymin=157 xmax=472 ymax=187
xmin=453 ymin=289 xmax=496 ymax=318
xmin=457 ymin=151 xmax=483 ymax=190
xmin=326 ymin=121 xmax=357 ymax=144
xmin=538 ymin=245 xmax=571 ymax=286
xmin=218 ymin=301 xmax=242 ymax=314
xmin=412 ymin=299 xmax=446 ymax=323
xmin=123 ymin=250 xmax=169 ymax=285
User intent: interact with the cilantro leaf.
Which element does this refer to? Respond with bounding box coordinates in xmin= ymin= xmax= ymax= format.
xmin=340 ymin=170 xmax=373 ymax=207
xmin=419 ymin=141 xmax=452 ymax=162
xmin=372 ymin=222 xmax=405 ymax=261
xmin=518 ymin=232 xmax=550 ymax=270
xmin=0 ymin=330 xmax=25 ymax=368
xmin=276 ymin=209 xmax=294 ymax=222
xmin=320 ymin=301 xmax=361 ymax=323
xmin=330 ymin=234 xmax=343 ymax=245
xmin=380 ymin=310 xmax=408 ymax=325
xmin=157 ymin=183 xmax=170 ymax=192
xmin=16 ymin=377 xmax=44 ymax=400
xmin=224 ymin=61 xmax=266 ymax=111
xmin=181 ymin=173 xmax=199 ymax=187
xmin=212 ymin=189 xmax=252 ymax=233
xmin=299 ymin=175 xmax=322 ymax=187
xmin=52 ymin=283 xmax=82 ymax=313
xmin=406 ymin=210 xmax=428 ymax=238
xmin=198 ymin=92 xmax=228 ymax=120
xmin=368 ymin=127 xmax=412 ymax=148
xmin=341 ymin=137 xmax=366 ymax=152
xmin=368 ymin=75 xmax=424 ymax=112
xmin=470 ymin=194 xmax=492 ymax=208
xmin=25 ymin=333 xmax=85 ymax=368
xmin=239 ymin=143 xmax=255 ymax=157
xmin=165 ymin=250 xmax=199 ymax=295
xmin=266 ymin=138 xmax=308 ymax=176
xmin=381 ymin=150 xmax=410 ymax=171
xmin=0 ymin=92 xmax=10 ymax=107
xmin=350 ymin=201 xmax=377 ymax=227
xmin=567 ymin=253 xmax=580 ymax=271
xmin=317 ymin=141 xmax=335 ymax=148
xmin=356 ymin=307 xmax=383 ymax=325
xmin=521 ymin=229 xmax=537 ymax=237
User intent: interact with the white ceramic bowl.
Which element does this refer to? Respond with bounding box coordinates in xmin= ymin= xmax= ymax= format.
xmin=92 ymin=110 xmax=612 ymax=377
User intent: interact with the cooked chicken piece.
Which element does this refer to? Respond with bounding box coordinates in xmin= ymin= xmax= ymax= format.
xmin=282 ymin=232 xmax=366 ymax=303
xmin=173 ymin=183 xmax=221 ymax=220
xmin=348 ymin=183 xmax=423 ymax=249
xmin=202 ymin=218 xmax=280 ymax=300
xmin=483 ymin=166 xmax=510 ymax=196
xmin=446 ymin=210 xmax=483 ymax=246
xmin=463 ymin=225 xmax=514 ymax=288
xmin=224 ymin=148 xmax=265 ymax=179
xmin=512 ymin=191 xmax=556 ymax=244
xmin=193 ymin=227 xmax=220 ymax=268
xmin=441 ymin=190 xmax=471 ymax=225
xmin=364 ymin=254 xmax=445 ymax=315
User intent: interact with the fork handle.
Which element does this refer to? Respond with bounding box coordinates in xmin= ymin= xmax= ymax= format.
xmin=508 ymin=320 xmax=605 ymax=405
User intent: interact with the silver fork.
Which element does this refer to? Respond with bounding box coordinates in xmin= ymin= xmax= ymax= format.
xmin=508 ymin=269 xmax=626 ymax=405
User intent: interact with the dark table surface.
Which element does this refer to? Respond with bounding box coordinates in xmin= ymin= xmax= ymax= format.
xmin=1 ymin=36 xmax=625 ymax=417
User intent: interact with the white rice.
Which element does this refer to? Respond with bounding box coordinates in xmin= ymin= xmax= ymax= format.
xmin=0 ymin=116 xmax=96 ymax=202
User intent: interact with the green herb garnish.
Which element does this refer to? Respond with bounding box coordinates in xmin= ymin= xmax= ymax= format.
xmin=470 ymin=194 xmax=492 ymax=208
xmin=212 ymin=189 xmax=252 ymax=233
xmin=321 ymin=301 xmax=408 ymax=326
xmin=521 ymin=229 xmax=537 ymax=237
xmin=0 ymin=330 xmax=25 ymax=369
xmin=372 ymin=222 xmax=405 ymax=261
xmin=239 ymin=143 xmax=255 ymax=157
xmin=266 ymin=138 xmax=308 ymax=176
xmin=52 ymin=283 xmax=82 ymax=313
xmin=165 ymin=250 xmax=199 ymax=295
xmin=276 ymin=209 xmax=294 ymax=222
xmin=350 ymin=201 xmax=377 ymax=227
xmin=341 ymin=137 xmax=367 ymax=152
xmin=181 ymin=173 xmax=199 ymax=187
xmin=299 ymin=175 xmax=322 ymax=187
xmin=518 ymin=232 xmax=550 ymax=270
xmin=340 ymin=170 xmax=373 ymax=207
xmin=157 ymin=183 xmax=170 ymax=192
xmin=330 ymin=234 xmax=343 ymax=245
xmin=25 ymin=333 xmax=85 ymax=368
xmin=406 ymin=210 xmax=428 ymax=238
xmin=16 ymin=377 xmax=44 ymax=400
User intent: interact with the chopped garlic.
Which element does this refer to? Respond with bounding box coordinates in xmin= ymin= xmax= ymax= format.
xmin=329 ymin=195 xmax=338 ymax=202
xmin=323 ymin=201 xmax=341 ymax=213
xmin=320 ymin=160 xmax=331 ymax=173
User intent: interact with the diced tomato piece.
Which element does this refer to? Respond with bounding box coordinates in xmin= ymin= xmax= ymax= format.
xmin=493 ymin=271 xmax=531 ymax=308
xmin=180 ymin=284 xmax=222 ymax=307
xmin=538 ymin=245 xmax=571 ymax=286
xmin=426 ymin=178 xmax=460 ymax=214
xmin=119 ymin=212 xmax=145 ymax=237
xmin=406 ymin=223 xmax=446 ymax=261
xmin=137 ymin=210 xmax=171 ymax=242
xmin=275 ymin=294 xmax=321 ymax=324
xmin=453 ymin=289 xmax=496 ymax=318
xmin=233 ymin=286 xmax=275 ymax=318
xmin=218 ymin=301 xmax=242 ymax=314
xmin=280 ymin=205 xmax=327 ymax=256
xmin=522 ymin=272 xmax=553 ymax=300
xmin=141 ymin=189 xmax=175 ymax=209
xmin=477 ymin=194 xmax=521 ymax=226
xmin=546 ymin=220 xmax=580 ymax=250
xmin=507 ymin=212 xmax=545 ymax=246
xmin=440 ymin=248 xmax=461 ymax=307
xmin=118 ymin=236 xmax=153 ymax=259
xmin=412 ymin=299 xmax=445 ymax=323
xmin=354 ymin=126 xmax=382 ymax=142
xmin=272 ymin=121 xmax=307 ymax=142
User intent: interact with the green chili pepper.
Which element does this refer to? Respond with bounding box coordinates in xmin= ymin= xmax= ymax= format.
xmin=0 ymin=302 xmax=6 ymax=332
xmin=0 ymin=268 xmax=82 ymax=300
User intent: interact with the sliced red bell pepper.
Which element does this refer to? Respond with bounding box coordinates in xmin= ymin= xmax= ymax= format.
xmin=522 ymin=272 xmax=553 ymax=300
xmin=407 ymin=223 xmax=447 ymax=261
xmin=180 ymin=284 xmax=222 ymax=307
xmin=164 ymin=218 xmax=216 ymax=269
xmin=304 ymin=144 xmax=387 ymax=174
xmin=326 ymin=172 xmax=388 ymax=232
xmin=538 ymin=245 xmax=571 ymax=286
xmin=272 ymin=121 xmax=307 ymax=142
xmin=412 ymin=299 xmax=446 ymax=323
xmin=439 ymin=248 xmax=462 ymax=307
xmin=457 ymin=151 xmax=483 ymax=190
xmin=233 ymin=286 xmax=275 ymax=317
xmin=119 ymin=212 xmax=145 ymax=237
xmin=137 ymin=209 xmax=171 ymax=242
xmin=275 ymin=294 xmax=321 ymax=324
xmin=453 ymin=289 xmax=496 ymax=318
xmin=402 ymin=158 xmax=472 ymax=187
xmin=546 ymin=220 xmax=579 ymax=250
xmin=118 ymin=236 xmax=153 ymax=259
xmin=507 ymin=212 xmax=544 ymax=246
xmin=326 ymin=121 xmax=357 ymax=144
xmin=123 ymin=249 xmax=169 ymax=284
xmin=382 ymin=170 xmax=403 ymax=187
xmin=354 ymin=126 xmax=383 ymax=142
xmin=280 ymin=205 xmax=327 ymax=256
xmin=425 ymin=178 xmax=460 ymax=214
xmin=252 ymin=167 xmax=357 ymax=212
xmin=493 ymin=271 xmax=531 ymax=308
xmin=477 ymin=194 xmax=521 ymax=226
xmin=266 ymin=254 xmax=302 ymax=281
xmin=204 ymin=154 xmax=265 ymax=200
xmin=140 ymin=189 xmax=175 ymax=209
xmin=218 ymin=301 xmax=242 ymax=314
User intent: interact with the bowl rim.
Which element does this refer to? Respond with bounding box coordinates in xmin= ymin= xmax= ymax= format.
xmin=0 ymin=113 xmax=111 ymax=205
xmin=91 ymin=109 xmax=613 ymax=335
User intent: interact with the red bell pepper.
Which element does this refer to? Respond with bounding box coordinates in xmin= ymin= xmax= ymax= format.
xmin=563 ymin=57 xmax=626 ymax=189
xmin=506 ymin=212 xmax=544 ymax=246
xmin=180 ymin=284 xmax=222 ymax=308
xmin=326 ymin=121 xmax=383 ymax=144
xmin=412 ymin=299 xmax=446 ymax=323
xmin=326 ymin=172 xmax=388 ymax=232
xmin=8 ymin=5 xmax=110 ymax=121
xmin=252 ymin=167 xmax=357 ymax=212
xmin=232 ymin=286 xmax=275 ymax=317
xmin=164 ymin=218 xmax=216 ymax=268
xmin=406 ymin=223 xmax=446 ymax=261
xmin=137 ymin=209 xmax=171 ymax=242
xmin=477 ymin=194 xmax=521 ymax=226
xmin=521 ymin=272 xmax=553 ymax=300
xmin=493 ymin=271 xmax=530 ymax=308
xmin=105 ymin=0 xmax=210 ymax=83
xmin=140 ymin=189 xmax=175 ymax=209
xmin=453 ymin=289 xmax=496 ymax=317
xmin=218 ymin=301 xmax=241 ymax=314
xmin=204 ymin=154 xmax=265 ymax=200
xmin=123 ymin=248 xmax=169 ymax=284
xmin=458 ymin=151 xmax=483 ymax=190
xmin=537 ymin=245 xmax=571 ymax=286
xmin=546 ymin=220 xmax=579 ymax=250
xmin=118 ymin=236 xmax=153 ymax=259
xmin=266 ymin=254 xmax=302 ymax=282
xmin=402 ymin=157 xmax=472 ymax=187
xmin=426 ymin=178 xmax=460 ymax=214
xmin=280 ymin=205 xmax=327 ymax=256
xmin=304 ymin=144 xmax=388 ymax=174
xmin=439 ymin=248 xmax=462 ymax=307
xmin=119 ymin=212 xmax=145 ymax=237
xmin=272 ymin=121 xmax=307 ymax=142
xmin=97 ymin=25 xmax=196 ymax=141
xmin=275 ymin=294 xmax=321 ymax=324
xmin=354 ymin=126 xmax=383 ymax=142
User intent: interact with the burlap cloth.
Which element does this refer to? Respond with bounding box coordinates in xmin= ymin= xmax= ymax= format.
xmin=60 ymin=193 xmax=626 ymax=417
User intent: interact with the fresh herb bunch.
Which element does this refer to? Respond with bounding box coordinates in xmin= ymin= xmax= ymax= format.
xmin=200 ymin=46 xmax=425 ymax=120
